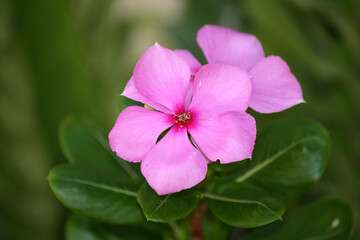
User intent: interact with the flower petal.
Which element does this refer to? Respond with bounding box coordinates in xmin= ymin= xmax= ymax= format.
xmin=184 ymin=77 xmax=195 ymax=109
xmin=188 ymin=111 xmax=256 ymax=164
xmin=121 ymin=77 xmax=172 ymax=114
xmin=174 ymin=49 xmax=202 ymax=75
xmin=173 ymin=49 xmax=202 ymax=108
xmin=197 ymin=25 xmax=264 ymax=70
xmin=249 ymin=56 xmax=304 ymax=113
xmin=141 ymin=127 xmax=207 ymax=195
xmin=109 ymin=106 xmax=173 ymax=162
xmin=188 ymin=64 xmax=252 ymax=119
xmin=133 ymin=44 xmax=191 ymax=113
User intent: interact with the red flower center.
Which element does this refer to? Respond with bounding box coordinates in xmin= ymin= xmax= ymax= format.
xmin=174 ymin=111 xmax=192 ymax=128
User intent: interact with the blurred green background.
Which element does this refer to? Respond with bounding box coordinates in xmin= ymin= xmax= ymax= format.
xmin=0 ymin=0 xmax=359 ymax=239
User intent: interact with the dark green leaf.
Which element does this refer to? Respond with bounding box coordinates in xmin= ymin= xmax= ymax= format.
xmin=137 ymin=182 xmax=199 ymax=223
xmin=243 ymin=198 xmax=353 ymax=240
xmin=205 ymin=119 xmax=329 ymax=228
xmin=235 ymin=118 xmax=330 ymax=200
xmin=48 ymin=164 xmax=145 ymax=224
xmin=119 ymin=95 xmax=143 ymax=111
xmin=65 ymin=214 xmax=165 ymax=240
xmin=60 ymin=115 xmax=140 ymax=179
xmin=66 ymin=214 xmax=119 ymax=240
xmin=205 ymin=182 xmax=285 ymax=228
xmin=208 ymin=159 xmax=249 ymax=174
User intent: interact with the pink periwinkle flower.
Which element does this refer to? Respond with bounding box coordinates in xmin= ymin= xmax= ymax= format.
xmin=124 ymin=25 xmax=304 ymax=114
xmin=109 ymin=44 xmax=256 ymax=195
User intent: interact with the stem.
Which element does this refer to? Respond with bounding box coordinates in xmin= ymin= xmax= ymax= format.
xmin=191 ymin=202 xmax=208 ymax=240
xmin=168 ymin=221 xmax=181 ymax=239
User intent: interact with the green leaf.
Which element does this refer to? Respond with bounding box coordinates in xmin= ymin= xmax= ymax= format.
xmin=66 ymin=214 xmax=165 ymax=240
xmin=119 ymin=95 xmax=143 ymax=111
xmin=60 ymin=115 xmax=140 ymax=179
xmin=243 ymin=198 xmax=353 ymax=240
xmin=208 ymin=159 xmax=248 ymax=174
xmin=137 ymin=182 xmax=199 ymax=223
xmin=48 ymin=164 xmax=145 ymax=224
xmin=235 ymin=118 xmax=330 ymax=200
xmin=205 ymin=118 xmax=329 ymax=228
xmin=205 ymin=181 xmax=285 ymax=228
xmin=66 ymin=214 xmax=119 ymax=240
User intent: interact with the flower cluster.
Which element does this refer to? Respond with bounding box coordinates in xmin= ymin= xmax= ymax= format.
xmin=109 ymin=25 xmax=303 ymax=195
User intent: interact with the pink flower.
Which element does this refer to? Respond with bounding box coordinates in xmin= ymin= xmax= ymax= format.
xmin=109 ymin=44 xmax=256 ymax=195
xmin=176 ymin=25 xmax=304 ymax=113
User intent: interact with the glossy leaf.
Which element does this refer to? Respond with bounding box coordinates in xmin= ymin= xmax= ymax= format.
xmin=66 ymin=214 xmax=121 ymax=240
xmin=60 ymin=115 xmax=140 ymax=179
xmin=48 ymin=164 xmax=145 ymax=224
xmin=137 ymin=182 xmax=199 ymax=222
xmin=119 ymin=95 xmax=143 ymax=111
xmin=235 ymin=118 xmax=330 ymax=200
xmin=243 ymin=198 xmax=353 ymax=240
xmin=66 ymin=214 xmax=165 ymax=240
xmin=208 ymin=159 xmax=249 ymax=174
xmin=205 ymin=181 xmax=285 ymax=228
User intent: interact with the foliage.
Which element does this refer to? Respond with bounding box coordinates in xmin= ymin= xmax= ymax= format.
xmin=1 ymin=0 xmax=359 ymax=239
xmin=243 ymin=198 xmax=353 ymax=240
xmin=46 ymin=115 xmax=352 ymax=239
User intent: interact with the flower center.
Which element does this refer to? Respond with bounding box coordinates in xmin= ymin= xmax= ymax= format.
xmin=174 ymin=111 xmax=192 ymax=128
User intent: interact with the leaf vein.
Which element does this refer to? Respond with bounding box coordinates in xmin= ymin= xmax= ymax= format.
xmin=204 ymin=193 xmax=282 ymax=219
xmin=236 ymin=136 xmax=316 ymax=183
xmin=89 ymin=129 xmax=139 ymax=180
xmin=51 ymin=176 xmax=137 ymax=197
xmin=154 ymin=194 xmax=172 ymax=213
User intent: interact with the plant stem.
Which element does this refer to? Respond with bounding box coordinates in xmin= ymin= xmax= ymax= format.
xmin=168 ymin=221 xmax=181 ymax=239
xmin=191 ymin=202 xmax=208 ymax=240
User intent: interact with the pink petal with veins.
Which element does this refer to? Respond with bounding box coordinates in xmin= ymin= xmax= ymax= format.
xmin=189 ymin=64 xmax=252 ymax=119
xmin=249 ymin=56 xmax=304 ymax=113
xmin=109 ymin=106 xmax=173 ymax=162
xmin=188 ymin=111 xmax=256 ymax=164
xmin=174 ymin=49 xmax=202 ymax=75
xmin=141 ymin=127 xmax=207 ymax=195
xmin=133 ymin=44 xmax=190 ymax=113
xmin=121 ymin=77 xmax=172 ymax=114
xmin=197 ymin=24 xmax=264 ymax=71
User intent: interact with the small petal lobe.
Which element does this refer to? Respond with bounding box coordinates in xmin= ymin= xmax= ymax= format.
xmin=197 ymin=25 xmax=264 ymax=70
xmin=141 ymin=128 xmax=207 ymax=195
xmin=109 ymin=106 xmax=173 ymax=162
xmin=174 ymin=49 xmax=202 ymax=75
xmin=249 ymin=56 xmax=304 ymax=113
xmin=188 ymin=111 xmax=256 ymax=164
